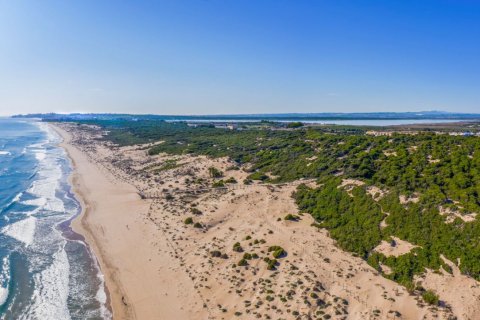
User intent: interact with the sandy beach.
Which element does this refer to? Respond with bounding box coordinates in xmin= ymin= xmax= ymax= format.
xmin=53 ymin=124 xmax=207 ymax=320
xmin=51 ymin=122 xmax=480 ymax=320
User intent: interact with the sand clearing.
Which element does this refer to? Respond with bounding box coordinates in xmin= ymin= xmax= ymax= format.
xmin=439 ymin=206 xmax=477 ymax=223
xmin=337 ymin=179 xmax=365 ymax=197
xmin=383 ymin=150 xmax=397 ymax=157
xmin=415 ymin=255 xmax=480 ymax=318
xmin=50 ymin=122 xmax=480 ymax=320
xmin=374 ymin=237 xmax=419 ymax=257
xmin=399 ymin=194 xmax=420 ymax=204
xmin=366 ymin=186 xmax=388 ymax=202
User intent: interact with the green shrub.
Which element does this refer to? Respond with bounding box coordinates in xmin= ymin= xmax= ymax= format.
xmin=272 ymin=248 xmax=286 ymax=258
xmin=184 ymin=217 xmax=193 ymax=225
xmin=233 ymin=242 xmax=243 ymax=252
xmin=268 ymin=245 xmax=283 ymax=252
xmin=208 ymin=167 xmax=223 ymax=178
xmin=268 ymin=245 xmax=286 ymax=258
xmin=212 ymin=180 xmax=225 ymax=188
xmin=238 ymin=258 xmax=248 ymax=266
xmin=243 ymin=178 xmax=253 ymax=185
xmin=225 ymin=177 xmax=238 ymax=184
xmin=211 ymin=250 xmax=222 ymax=258
xmin=190 ymin=208 xmax=203 ymax=215
xmin=248 ymin=172 xmax=269 ymax=181
xmin=264 ymin=257 xmax=278 ymax=270
xmin=193 ymin=222 xmax=203 ymax=228
xmin=422 ymin=290 xmax=439 ymax=305
xmin=286 ymin=121 xmax=304 ymax=128
xmin=284 ymin=214 xmax=300 ymax=221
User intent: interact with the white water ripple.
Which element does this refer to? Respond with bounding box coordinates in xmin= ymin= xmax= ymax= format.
xmin=0 ymin=256 xmax=10 ymax=307
xmin=22 ymin=247 xmax=71 ymax=320
xmin=2 ymin=216 xmax=36 ymax=247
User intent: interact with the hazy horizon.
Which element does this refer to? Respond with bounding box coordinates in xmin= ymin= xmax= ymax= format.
xmin=6 ymin=109 xmax=480 ymax=117
xmin=1 ymin=1 xmax=479 ymax=116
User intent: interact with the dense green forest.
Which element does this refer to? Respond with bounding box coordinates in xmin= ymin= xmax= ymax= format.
xmin=66 ymin=119 xmax=480 ymax=288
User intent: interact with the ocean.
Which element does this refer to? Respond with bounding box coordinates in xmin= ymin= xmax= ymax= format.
xmin=0 ymin=118 xmax=110 ymax=319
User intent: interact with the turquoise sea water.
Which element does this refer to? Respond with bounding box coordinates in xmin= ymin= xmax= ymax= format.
xmin=0 ymin=118 xmax=110 ymax=319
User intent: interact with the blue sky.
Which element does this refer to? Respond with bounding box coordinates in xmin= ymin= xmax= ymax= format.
xmin=0 ymin=0 xmax=479 ymax=115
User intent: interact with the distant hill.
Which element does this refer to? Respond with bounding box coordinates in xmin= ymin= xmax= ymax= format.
xmin=12 ymin=111 xmax=480 ymax=122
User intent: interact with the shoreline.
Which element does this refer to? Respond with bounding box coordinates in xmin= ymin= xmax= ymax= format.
xmin=51 ymin=124 xmax=118 ymax=318
xmin=50 ymin=123 xmax=204 ymax=319
xmin=52 ymin=123 xmax=138 ymax=319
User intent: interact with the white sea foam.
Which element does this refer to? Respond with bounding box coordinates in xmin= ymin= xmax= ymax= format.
xmin=27 ymin=181 xmax=65 ymax=213
xmin=35 ymin=122 xmax=61 ymax=145
xmin=23 ymin=247 xmax=71 ymax=320
xmin=2 ymin=217 xmax=36 ymax=247
xmin=0 ymin=151 xmax=10 ymax=156
xmin=34 ymin=150 xmax=46 ymax=161
xmin=45 ymin=199 xmax=65 ymax=213
xmin=28 ymin=143 xmax=44 ymax=149
xmin=2 ymin=192 xmax=23 ymax=210
xmin=21 ymin=124 xmax=67 ymax=218
xmin=22 ymin=197 xmax=47 ymax=208
xmin=26 ymin=147 xmax=67 ymax=213
xmin=0 ymin=256 xmax=10 ymax=306
xmin=12 ymin=192 xmax=23 ymax=204
xmin=28 ymin=180 xmax=58 ymax=201
xmin=93 ymin=256 xmax=112 ymax=319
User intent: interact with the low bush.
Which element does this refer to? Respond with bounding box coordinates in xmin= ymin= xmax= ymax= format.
xmin=422 ymin=290 xmax=439 ymax=305
xmin=211 ymin=250 xmax=222 ymax=258
xmin=212 ymin=180 xmax=225 ymax=188
xmin=284 ymin=214 xmax=300 ymax=221
xmin=233 ymin=242 xmax=244 ymax=252
xmin=190 ymin=208 xmax=203 ymax=215
xmin=238 ymin=258 xmax=248 ymax=266
xmin=225 ymin=177 xmax=238 ymax=184
xmin=208 ymin=167 xmax=223 ymax=178
xmin=268 ymin=245 xmax=286 ymax=258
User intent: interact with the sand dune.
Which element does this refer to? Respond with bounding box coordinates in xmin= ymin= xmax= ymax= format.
xmin=51 ymin=122 xmax=478 ymax=320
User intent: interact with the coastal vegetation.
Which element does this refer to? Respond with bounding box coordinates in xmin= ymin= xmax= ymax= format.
xmin=62 ymin=119 xmax=480 ymax=291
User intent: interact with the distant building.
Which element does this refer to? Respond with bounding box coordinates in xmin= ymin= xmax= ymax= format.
xmin=366 ymin=130 xmax=393 ymax=136
xmin=214 ymin=123 xmax=238 ymax=130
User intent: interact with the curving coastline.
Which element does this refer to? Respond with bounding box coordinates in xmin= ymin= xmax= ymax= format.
xmin=50 ymin=123 xmax=203 ymax=320
xmin=51 ymin=124 xmax=122 ymax=318
xmin=52 ymin=124 xmax=138 ymax=319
